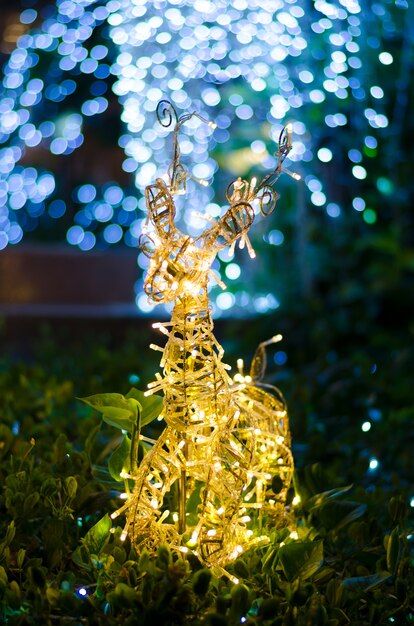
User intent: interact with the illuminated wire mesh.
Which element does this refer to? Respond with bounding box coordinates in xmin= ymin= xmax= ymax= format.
xmin=109 ymin=101 xmax=295 ymax=578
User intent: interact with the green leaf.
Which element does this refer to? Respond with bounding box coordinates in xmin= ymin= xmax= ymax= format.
xmin=17 ymin=549 xmax=25 ymax=569
xmin=261 ymin=546 xmax=278 ymax=575
xmin=23 ymin=492 xmax=40 ymax=515
xmin=192 ymin=569 xmax=212 ymax=596
xmin=319 ymin=500 xmax=367 ymax=531
xmin=186 ymin=480 xmax=203 ymax=526
xmin=80 ymin=393 xmax=130 ymax=411
xmin=138 ymin=548 xmax=150 ymax=572
xmin=342 ymin=571 xmax=391 ymax=591
xmin=386 ymin=527 xmax=401 ymax=575
xmin=304 ymin=463 xmax=324 ymax=497
xmin=331 ymin=607 xmax=351 ymax=623
xmin=126 ymin=388 xmax=163 ymax=426
xmin=82 ymin=513 xmax=112 ymax=556
xmin=0 ymin=565 xmax=8 ymax=586
xmin=230 ymin=583 xmax=250 ymax=620
xmin=112 ymin=582 xmax=137 ymax=606
xmin=306 ymin=484 xmax=354 ymax=511
xmin=79 ymin=394 xmax=135 ymax=431
xmin=72 ymin=544 xmax=92 ymax=571
xmin=108 ymin=435 xmax=131 ymax=481
xmin=101 ymin=407 xmax=135 ymax=431
xmin=84 ymin=422 xmax=101 ymax=459
xmin=4 ymin=521 xmax=16 ymax=546
xmin=279 ymin=540 xmax=323 ymax=581
xmin=6 ymin=580 xmax=21 ymax=609
xmin=234 ymin=559 xmax=249 ymax=580
xmin=65 ymin=476 xmax=77 ymax=499
xmin=91 ymin=465 xmax=121 ymax=486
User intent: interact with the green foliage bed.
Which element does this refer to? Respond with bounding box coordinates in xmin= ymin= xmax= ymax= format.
xmin=0 ymin=323 xmax=413 ymax=625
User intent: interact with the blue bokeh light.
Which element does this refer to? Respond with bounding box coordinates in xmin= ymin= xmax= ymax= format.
xmin=67 ymin=225 xmax=84 ymax=245
xmin=77 ymin=184 xmax=96 ymax=203
xmin=49 ymin=199 xmax=66 ymax=218
xmin=104 ymin=223 xmax=123 ymax=244
xmin=0 ymin=0 xmax=400 ymax=313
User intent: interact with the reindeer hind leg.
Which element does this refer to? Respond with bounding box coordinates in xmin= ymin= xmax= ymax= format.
xmin=123 ymin=427 xmax=183 ymax=553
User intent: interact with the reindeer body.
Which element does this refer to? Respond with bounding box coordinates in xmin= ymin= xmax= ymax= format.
xmin=127 ymin=285 xmax=252 ymax=562
xmin=116 ymin=101 xmax=294 ymax=574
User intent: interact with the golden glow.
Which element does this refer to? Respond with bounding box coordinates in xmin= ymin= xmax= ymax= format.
xmin=110 ymin=100 xmax=294 ymax=574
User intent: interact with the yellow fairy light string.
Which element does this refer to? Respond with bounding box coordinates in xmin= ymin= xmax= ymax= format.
xmin=112 ymin=100 xmax=296 ymax=574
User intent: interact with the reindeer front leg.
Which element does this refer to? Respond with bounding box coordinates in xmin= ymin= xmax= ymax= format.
xmin=114 ymin=426 xmax=185 ymax=552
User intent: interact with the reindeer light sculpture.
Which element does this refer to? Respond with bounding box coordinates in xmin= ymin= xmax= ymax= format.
xmin=111 ymin=100 xmax=296 ymax=579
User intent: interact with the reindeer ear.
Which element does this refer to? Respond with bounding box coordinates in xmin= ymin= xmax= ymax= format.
xmin=204 ymin=201 xmax=255 ymax=249
xmin=145 ymin=178 xmax=176 ymax=238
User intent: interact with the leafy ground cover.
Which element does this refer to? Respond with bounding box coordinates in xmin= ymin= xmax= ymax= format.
xmin=0 ymin=316 xmax=413 ymax=625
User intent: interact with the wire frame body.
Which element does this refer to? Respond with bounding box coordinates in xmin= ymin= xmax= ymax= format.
xmin=112 ymin=101 xmax=295 ymax=576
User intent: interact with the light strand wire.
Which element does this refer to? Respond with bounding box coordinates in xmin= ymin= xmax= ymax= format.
xmin=112 ymin=101 xmax=296 ymax=576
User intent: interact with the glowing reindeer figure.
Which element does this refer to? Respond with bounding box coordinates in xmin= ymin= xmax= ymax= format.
xmin=112 ymin=101 xmax=295 ymax=576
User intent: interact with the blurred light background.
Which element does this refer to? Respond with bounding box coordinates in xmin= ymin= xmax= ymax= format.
xmin=0 ymin=0 xmax=412 ymax=317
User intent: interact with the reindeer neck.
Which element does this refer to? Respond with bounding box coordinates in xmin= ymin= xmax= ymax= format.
xmin=170 ymin=285 xmax=211 ymax=330
xmin=159 ymin=285 xmax=233 ymax=431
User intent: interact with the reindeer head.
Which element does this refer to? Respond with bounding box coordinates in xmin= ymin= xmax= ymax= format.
xmin=140 ymin=100 xmax=296 ymax=305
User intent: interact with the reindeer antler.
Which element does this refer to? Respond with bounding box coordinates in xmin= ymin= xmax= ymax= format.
xmin=156 ymin=99 xmax=217 ymax=195
xmin=255 ymin=123 xmax=300 ymax=216
xmin=141 ymin=101 xmax=299 ymax=304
